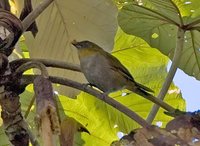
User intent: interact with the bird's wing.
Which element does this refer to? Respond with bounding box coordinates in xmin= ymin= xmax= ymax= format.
xmin=101 ymin=50 xmax=135 ymax=81
xmin=101 ymin=50 xmax=154 ymax=93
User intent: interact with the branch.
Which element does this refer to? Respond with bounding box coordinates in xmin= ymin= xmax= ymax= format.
xmin=146 ymin=28 xmax=185 ymax=123
xmin=10 ymin=58 xmax=81 ymax=72
xmin=11 ymin=59 xmax=176 ymax=112
xmin=11 ymin=61 xmax=178 ymax=126
xmin=25 ymin=122 xmax=40 ymax=146
xmin=22 ymin=0 xmax=54 ymax=32
xmin=21 ymin=75 xmax=150 ymax=128
xmin=10 ymin=59 xmax=177 ymax=112
xmin=11 ymin=60 xmax=177 ymax=113
xmin=136 ymin=91 xmax=176 ymax=112
xmin=53 ymin=94 xmax=63 ymax=145
xmin=15 ymin=61 xmax=49 ymax=78
xmin=34 ymin=76 xmax=60 ymax=146
xmin=24 ymin=95 xmax=35 ymax=118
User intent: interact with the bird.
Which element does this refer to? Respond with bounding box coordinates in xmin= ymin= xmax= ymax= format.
xmin=72 ymin=40 xmax=175 ymax=112
xmin=72 ymin=40 xmax=153 ymax=94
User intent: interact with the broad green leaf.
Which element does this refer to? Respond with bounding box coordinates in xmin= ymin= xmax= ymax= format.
xmin=180 ymin=30 xmax=200 ymax=79
xmin=15 ymin=0 xmax=118 ymax=97
xmin=58 ymin=94 xmax=118 ymax=146
xmin=112 ymin=28 xmax=185 ymax=126
xmin=175 ymin=0 xmax=200 ymax=20
xmin=118 ymin=0 xmax=200 ymax=80
xmin=0 ymin=29 xmax=185 ymax=146
xmin=118 ymin=0 xmax=179 ymax=55
xmin=0 ymin=1 xmax=187 ymax=145
xmin=57 ymin=29 xmax=185 ymax=145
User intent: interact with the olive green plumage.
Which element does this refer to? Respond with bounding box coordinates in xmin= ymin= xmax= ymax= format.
xmin=72 ymin=40 xmax=153 ymax=95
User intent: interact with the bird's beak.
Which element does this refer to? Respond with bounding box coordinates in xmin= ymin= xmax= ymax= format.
xmin=71 ymin=40 xmax=81 ymax=49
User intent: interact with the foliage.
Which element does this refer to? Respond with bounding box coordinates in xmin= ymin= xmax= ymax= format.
xmin=118 ymin=0 xmax=200 ymax=80
xmin=0 ymin=28 xmax=186 ymax=145
xmin=2 ymin=0 xmax=198 ymax=145
xmin=15 ymin=0 xmax=118 ymax=97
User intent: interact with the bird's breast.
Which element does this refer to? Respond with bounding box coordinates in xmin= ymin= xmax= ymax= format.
xmin=79 ymin=54 xmax=127 ymax=93
xmin=80 ymin=53 xmax=107 ymax=77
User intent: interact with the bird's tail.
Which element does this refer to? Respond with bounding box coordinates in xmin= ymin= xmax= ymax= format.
xmin=135 ymin=82 xmax=154 ymax=93
xmin=127 ymin=83 xmax=175 ymax=112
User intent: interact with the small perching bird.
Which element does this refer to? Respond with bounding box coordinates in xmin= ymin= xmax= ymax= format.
xmin=72 ymin=40 xmax=175 ymax=112
xmin=72 ymin=40 xmax=153 ymax=94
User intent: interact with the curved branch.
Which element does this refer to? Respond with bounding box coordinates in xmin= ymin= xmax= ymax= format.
xmin=15 ymin=61 xmax=49 ymax=78
xmin=21 ymin=75 xmax=150 ymax=128
xmin=10 ymin=58 xmax=81 ymax=72
xmin=146 ymin=28 xmax=185 ymax=123
xmin=11 ymin=59 xmax=176 ymax=112
xmin=12 ymin=60 xmax=177 ymax=113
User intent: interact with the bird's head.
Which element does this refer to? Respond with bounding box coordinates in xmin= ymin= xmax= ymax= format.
xmin=72 ymin=40 xmax=100 ymax=50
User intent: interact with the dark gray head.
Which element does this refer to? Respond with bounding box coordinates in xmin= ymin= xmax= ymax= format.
xmin=72 ymin=40 xmax=101 ymax=50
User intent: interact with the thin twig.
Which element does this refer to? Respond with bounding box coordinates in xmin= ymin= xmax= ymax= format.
xmin=11 ymin=59 xmax=176 ymax=112
xmin=146 ymin=28 xmax=185 ymax=123
xmin=22 ymin=0 xmax=54 ymax=32
xmin=136 ymin=91 xmax=175 ymax=112
xmin=53 ymin=93 xmax=63 ymax=145
xmin=23 ymin=97 xmax=44 ymax=146
xmin=25 ymin=123 xmax=40 ymax=146
xmin=24 ymin=95 xmax=35 ymax=119
xmin=10 ymin=58 xmax=81 ymax=72
xmin=21 ymin=75 xmax=150 ymax=128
